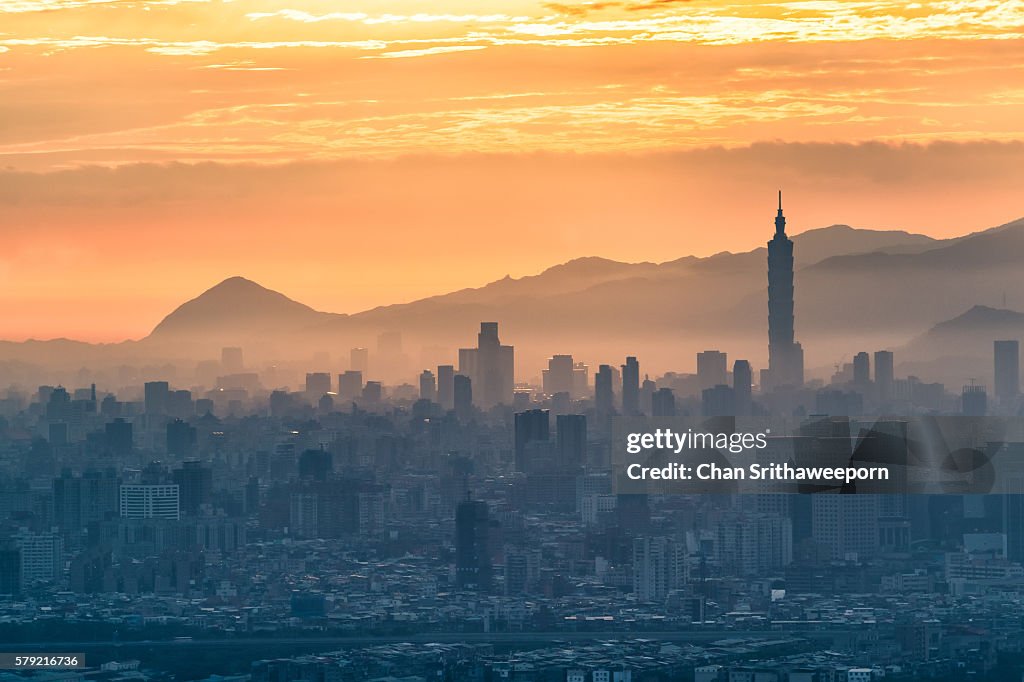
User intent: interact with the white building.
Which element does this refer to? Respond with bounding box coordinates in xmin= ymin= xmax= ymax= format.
xmin=119 ymin=484 xmax=180 ymax=519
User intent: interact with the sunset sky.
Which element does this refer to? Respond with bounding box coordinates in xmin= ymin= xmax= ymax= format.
xmin=2 ymin=0 xmax=1024 ymax=341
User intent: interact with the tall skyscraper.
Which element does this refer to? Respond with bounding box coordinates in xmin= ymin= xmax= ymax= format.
xmin=733 ymin=360 xmax=752 ymax=416
xmin=419 ymin=369 xmax=437 ymax=402
xmin=594 ymin=364 xmax=614 ymax=416
xmin=437 ymin=364 xmax=455 ymax=410
xmin=458 ymin=322 xmax=514 ymax=409
xmin=455 ymin=499 xmax=492 ymax=591
xmin=853 ymin=352 xmax=871 ymax=387
xmin=453 ymin=374 xmax=473 ymax=421
xmin=172 ymin=460 xmax=212 ymax=515
xmin=556 ymin=414 xmax=587 ymax=470
xmin=621 ymin=357 xmax=640 ymax=416
xmin=515 ymin=409 xmax=550 ymax=472
xmin=994 ymin=340 xmax=1020 ymax=403
xmin=874 ymin=350 xmax=894 ymax=402
xmin=766 ymin=192 xmax=804 ymax=390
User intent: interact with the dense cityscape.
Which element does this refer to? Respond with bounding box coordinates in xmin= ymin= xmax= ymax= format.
xmin=3 ymin=200 xmax=1024 ymax=682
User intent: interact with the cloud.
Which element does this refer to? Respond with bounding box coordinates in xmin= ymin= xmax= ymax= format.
xmin=543 ymin=2 xmax=623 ymax=17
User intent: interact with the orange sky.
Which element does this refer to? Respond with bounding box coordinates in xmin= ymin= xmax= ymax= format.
xmin=1 ymin=0 xmax=1024 ymax=341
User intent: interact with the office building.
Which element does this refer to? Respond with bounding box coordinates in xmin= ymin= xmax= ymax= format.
xmin=172 ymin=461 xmax=212 ymax=515
xmin=621 ymin=356 xmax=640 ymax=416
xmin=595 ymin=364 xmax=614 ymax=416
xmin=437 ymin=365 xmax=455 ymax=410
xmin=515 ymin=409 xmax=550 ymax=472
xmin=455 ymin=499 xmax=492 ymax=591
xmin=457 ymin=322 xmax=514 ymax=409
xmin=556 ymin=414 xmax=587 ymax=470
xmin=543 ymin=355 xmax=575 ymax=397
xmin=119 ymin=484 xmax=180 ymax=520
xmin=875 ymin=350 xmax=894 ymax=402
xmin=697 ymin=350 xmax=728 ymax=391
xmin=419 ymin=370 xmax=437 ymax=402
xmin=766 ymin=192 xmax=804 ymax=390
xmin=995 ymin=340 xmax=1020 ymax=403
xmin=350 ymin=347 xmax=369 ymax=373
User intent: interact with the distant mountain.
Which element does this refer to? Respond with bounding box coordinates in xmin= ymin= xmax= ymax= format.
xmin=893 ymin=305 xmax=1024 ymax=387
xmin=149 ymin=276 xmax=343 ymax=343
xmin=903 ymin=305 xmax=1024 ymax=358
xmin=2 ymin=219 xmax=1023 ymax=382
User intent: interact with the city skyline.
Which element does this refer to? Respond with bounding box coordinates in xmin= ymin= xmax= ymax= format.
xmin=1 ymin=209 xmax=1023 ymax=345
xmin=2 ymin=0 xmax=1024 ymax=340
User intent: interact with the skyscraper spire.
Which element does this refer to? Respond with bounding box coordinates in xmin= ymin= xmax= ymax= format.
xmin=775 ymin=189 xmax=786 ymax=235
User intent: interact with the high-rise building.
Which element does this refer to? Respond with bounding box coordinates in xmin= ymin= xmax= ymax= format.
xmin=53 ymin=469 xmax=119 ymax=534
xmin=119 ymin=484 xmax=180 ymax=520
xmin=572 ymin=362 xmax=590 ymax=400
xmin=166 ymin=418 xmax=197 ymax=456
xmin=766 ymin=192 xmax=804 ymax=390
xmin=651 ymin=388 xmax=676 ymax=417
xmin=457 ymin=323 xmax=514 ymax=409
xmin=305 ymin=372 xmax=331 ymax=398
xmin=640 ymin=377 xmax=656 ymax=416
xmin=995 ymin=340 xmax=1020 ymax=403
xmin=0 ymin=547 xmax=20 ymax=596
xmin=697 ymin=351 xmax=728 ymax=391
xmin=453 ymin=375 xmax=473 ymax=421
xmin=853 ymin=352 xmax=871 ymax=386
xmin=543 ymin=355 xmax=575 ymax=397
xmin=962 ymin=384 xmax=987 ymax=416
xmin=437 ymin=365 xmax=455 ymax=410
xmin=144 ymin=381 xmax=170 ymax=416
xmin=632 ymin=536 xmax=686 ymax=603
xmin=350 ymin=347 xmax=369 ymax=373
xmin=515 ymin=409 xmax=550 ymax=472
xmin=874 ymin=350 xmax=894 ymax=402
xmin=621 ymin=357 xmax=640 ymax=416
xmin=14 ymin=531 xmax=63 ymax=583
xmin=594 ymin=364 xmax=614 ymax=416
xmin=338 ymin=371 xmax=363 ymax=401
xmin=105 ymin=418 xmax=133 ymax=456
xmin=455 ymin=499 xmax=492 ymax=591
xmin=702 ymin=385 xmax=735 ymax=416
xmin=298 ymin=449 xmax=333 ymax=482
xmin=361 ymin=381 xmax=383 ymax=404
xmin=172 ymin=460 xmax=212 ymax=515
xmin=733 ymin=360 xmax=752 ymax=415
xmin=419 ymin=369 xmax=437 ymax=402
xmin=556 ymin=414 xmax=587 ymax=470
xmin=811 ymin=495 xmax=880 ymax=561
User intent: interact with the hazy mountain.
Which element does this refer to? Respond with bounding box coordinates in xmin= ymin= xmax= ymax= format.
xmin=903 ymin=305 xmax=1024 ymax=359
xmin=149 ymin=276 xmax=343 ymax=343
xmin=2 ymin=219 xmax=1022 ymax=384
xmin=892 ymin=305 xmax=1024 ymax=388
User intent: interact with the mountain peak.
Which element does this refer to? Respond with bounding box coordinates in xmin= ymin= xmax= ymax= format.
xmin=148 ymin=276 xmax=335 ymax=342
